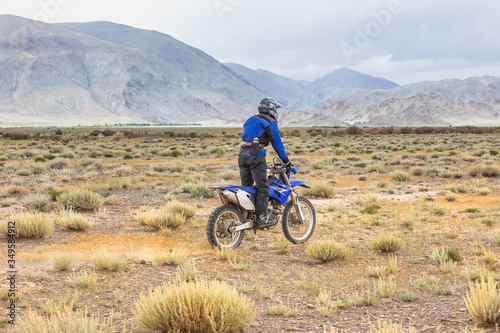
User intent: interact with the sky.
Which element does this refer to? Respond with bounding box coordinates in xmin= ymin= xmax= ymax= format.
xmin=1 ymin=0 xmax=500 ymax=85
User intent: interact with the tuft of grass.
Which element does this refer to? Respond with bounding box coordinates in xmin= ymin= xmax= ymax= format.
xmin=370 ymin=320 xmax=418 ymax=333
xmin=369 ymin=232 xmax=404 ymax=253
xmin=390 ymin=170 xmax=410 ymax=182
xmin=180 ymin=182 xmax=215 ymax=198
xmin=0 ymin=211 xmax=54 ymax=239
xmin=361 ymin=205 xmax=381 ymax=214
xmin=69 ymin=270 xmax=97 ymax=289
xmin=91 ymin=250 xmax=125 ymax=271
xmin=56 ymin=208 xmax=94 ymax=231
xmin=57 ymin=189 xmax=103 ymax=211
xmin=154 ymin=249 xmax=187 ymax=266
xmin=374 ymin=278 xmax=397 ymax=298
xmin=20 ymin=192 xmax=52 ymax=211
xmin=305 ymin=240 xmax=351 ymax=262
xmin=214 ymin=247 xmax=236 ymax=260
xmin=465 ymin=277 xmax=500 ymax=324
xmin=469 ymin=164 xmax=500 ymax=178
xmin=52 ymin=252 xmax=74 ymax=271
xmin=176 ymin=259 xmax=199 ymax=282
xmin=430 ymin=247 xmax=463 ymax=264
xmin=302 ymin=181 xmax=336 ymax=199
xmin=134 ymin=280 xmax=255 ymax=332
xmin=135 ymin=201 xmax=196 ymax=230
xmin=16 ymin=304 xmax=114 ymax=333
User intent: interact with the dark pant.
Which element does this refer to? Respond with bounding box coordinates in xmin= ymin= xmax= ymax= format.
xmin=238 ymin=157 xmax=269 ymax=216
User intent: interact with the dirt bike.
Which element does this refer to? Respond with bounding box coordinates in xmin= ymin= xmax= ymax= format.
xmin=207 ymin=158 xmax=316 ymax=249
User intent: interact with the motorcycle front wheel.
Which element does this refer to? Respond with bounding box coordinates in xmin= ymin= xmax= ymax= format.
xmin=282 ymin=196 xmax=316 ymax=244
xmin=206 ymin=205 xmax=245 ymax=249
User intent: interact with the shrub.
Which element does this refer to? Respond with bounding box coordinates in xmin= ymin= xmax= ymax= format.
xmin=374 ymin=278 xmax=397 ymax=298
xmin=134 ymin=280 xmax=255 ymax=333
xmin=465 ymin=277 xmax=500 ymax=324
xmin=180 ymin=182 xmax=215 ymax=198
xmin=92 ymin=250 xmax=125 ymax=271
xmin=370 ymin=320 xmax=417 ymax=333
xmin=69 ymin=270 xmax=97 ymax=288
xmin=20 ymin=192 xmax=52 ymax=211
xmin=16 ymin=304 xmax=114 ymax=333
xmin=57 ymin=189 xmax=103 ymax=211
xmin=52 ymin=252 xmax=74 ymax=271
xmin=430 ymin=247 xmax=463 ymax=264
xmin=154 ymin=249 xmax=188 ymax=266
xmin=56 ymin=208 xmax=94 ymax=231
xmin=305 ymin=240 xmax=351 ymax=262
xmin=469 ymin=165 xmax=500 ymax=177
xmin=48 ymin=159 xmax=70 ymax=170
xmin=0 ymin=212 xmax=54 ymax=238
xmin=390 ymin=170 xmax=410 ymax=182
xmin=301 ymin=181 xmax=336 ymax=198
xmin=134 ymin=201 xmax=194 ymax=230
xmin=369 ymin=232 xmax=404 ymax=253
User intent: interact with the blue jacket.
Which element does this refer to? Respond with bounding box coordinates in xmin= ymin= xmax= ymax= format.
xmin=239 ymin=114 xmax=289 ymax=163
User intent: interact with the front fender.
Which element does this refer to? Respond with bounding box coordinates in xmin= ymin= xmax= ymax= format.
xmin=289 ymin=180 xmax=311 ymax=189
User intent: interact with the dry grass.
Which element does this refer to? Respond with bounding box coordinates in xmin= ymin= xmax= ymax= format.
xmin=20 ymin=192 xmax=52 ymax=211
xmin=56 ymin=208 xmax=94 ymax=231
xmin=134 ymin=280 xmax=255 ymax=332
xmin=68 ymin=270 xmax=97 ymax=288
xmin=465 ymin=277 xmax=500 ymax=324
xmin=91 ymin=249 xmax=125 ymax=271
xmin=305 ymin=240 xmax=351 ymax=262
xmin=301 ymin=181 xmax=336 ymax=198
xmin=370 ymin=320 xmax=418 ymax=333
xmin=16 ymin=303 xmax=114 ymax=333
xmin=57 ymin=188 xmax=103 ymax=211
xmin=369 ymin=232 xmax=404 ymax=253
xmin=0 ymin=211 xmax=54 ymax=238
xmin=52 ymin=252 xmax=74 ymax=271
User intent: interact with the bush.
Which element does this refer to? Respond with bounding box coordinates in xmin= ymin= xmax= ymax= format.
xmin=0 ymin=212 xmax=54 ymax=239
xmin=48 ymin=159 xmax=70 ymax=170
xmin=20 ymin=192 xmax=52 ymax=211
xmin=52 ymin=252 xmax=74 ymax=271
xmin=135 ymin=201 xmax=195 ymax=230
xmin=134 ymin=280 xmax=255 ymax=333
xmin=57 ymin=189 xmax=103 ymax=211
xmin=56 ymin=208 xmax=94 ymax=231
xmin=180 ymin=182 xmax=215 ymax=198
xmin=390 ymin=170 xmax=410 ymax=182
xmin=301 ymin=181 xmax=336 ymax=198
xmin=469 ymin=164 xmax=500 ymax=177
xmin=16 ymin=304 xmax=114 ymax=333
xmin=465 ymin=277 xmax=500 ymax=324
xmin=92 ymin=250 xmax=124 ymax=271
xmin=369 ymin=232 xmax=404 ymax=253
xmin=305 ymin=240 xmax=351 ymax=262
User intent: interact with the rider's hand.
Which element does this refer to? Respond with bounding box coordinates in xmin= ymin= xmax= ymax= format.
xmin=285 ymin=160 xmax=293 ymax=170
xmin=289 ymin=167 xmax=297 ymax=174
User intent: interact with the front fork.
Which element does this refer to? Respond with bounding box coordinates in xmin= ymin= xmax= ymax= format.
xmin=280 ymin=172 xmax=306 ymax=223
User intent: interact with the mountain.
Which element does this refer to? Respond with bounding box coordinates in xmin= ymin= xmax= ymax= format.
xmin=279 ymin=76 xmax=500 ymax=127
xmin=225 ymin=63 xmax=309 ymax=108
xmin=0 ymin=15 xmax=264 ymax=126
xmin=224 ymin=65 xmax=399 ymax=110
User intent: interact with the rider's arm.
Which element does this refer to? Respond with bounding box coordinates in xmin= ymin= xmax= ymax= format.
xmin=268 ymin=121 xmax=289 ymax=164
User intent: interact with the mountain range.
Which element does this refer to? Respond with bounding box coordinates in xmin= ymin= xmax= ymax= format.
xmin=0 ymin=14 xmax=499 ymax=127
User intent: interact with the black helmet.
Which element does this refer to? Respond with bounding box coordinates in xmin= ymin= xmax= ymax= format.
xmin=258 ymin=97 xmax=281 ymax=120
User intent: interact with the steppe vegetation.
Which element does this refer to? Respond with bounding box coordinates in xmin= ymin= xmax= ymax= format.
xmin=0 ymin=125 xmax=499 ymax=332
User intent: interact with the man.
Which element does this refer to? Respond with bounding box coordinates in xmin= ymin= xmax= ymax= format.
xmin=238 ymin=97 xmax=294 ymax=228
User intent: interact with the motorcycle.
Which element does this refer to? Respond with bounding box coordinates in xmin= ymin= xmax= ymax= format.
xmin=207 ymin=158 xmax=316 ymax=249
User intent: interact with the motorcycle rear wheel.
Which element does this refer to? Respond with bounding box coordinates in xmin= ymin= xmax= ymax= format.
xmin=282 ymin=196 xmax=316 ymax=244
xmin=207 ymin=205 xmax=245 ymax=249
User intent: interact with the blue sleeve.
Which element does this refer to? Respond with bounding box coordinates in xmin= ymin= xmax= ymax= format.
xmin=268 ymin=122 xmax=288 ymax=162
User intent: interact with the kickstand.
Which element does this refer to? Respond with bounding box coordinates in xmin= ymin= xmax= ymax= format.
xmin=253 ymin=229 xmax=257 ymax=235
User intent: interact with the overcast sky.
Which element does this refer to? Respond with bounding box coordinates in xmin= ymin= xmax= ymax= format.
xmin=1 ymin=0 xmax=500 ymax=85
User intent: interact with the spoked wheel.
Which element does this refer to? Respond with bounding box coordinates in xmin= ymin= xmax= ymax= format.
xmin=207 ymin=205 xmax=245 ymax=249
xmin=282 ymin=196 xmax=316 ymax=244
